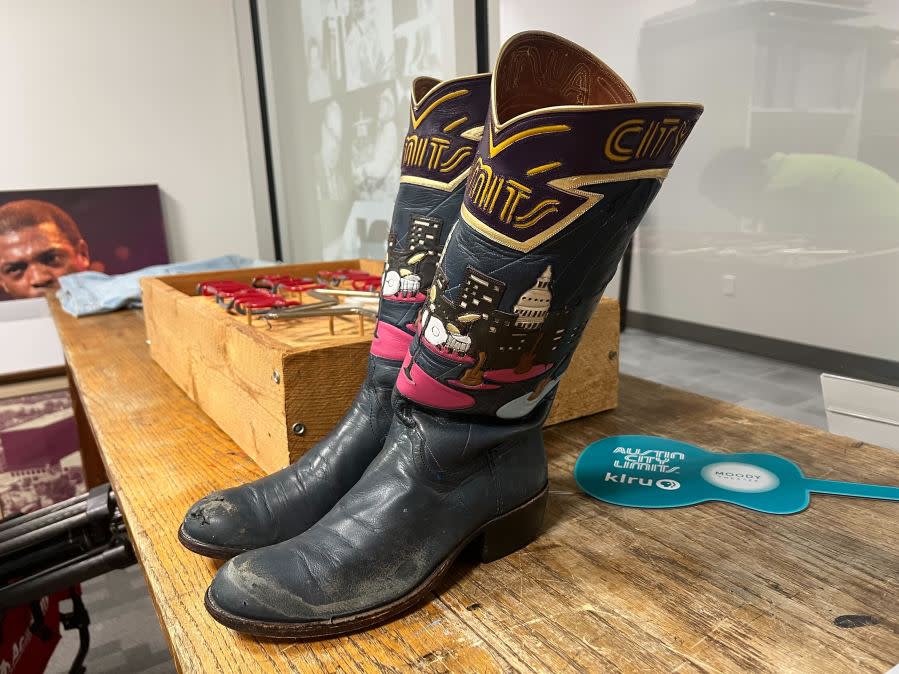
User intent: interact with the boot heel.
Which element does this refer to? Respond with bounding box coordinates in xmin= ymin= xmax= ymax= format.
xmin=473 ymin=487 xmax=548 ymax=563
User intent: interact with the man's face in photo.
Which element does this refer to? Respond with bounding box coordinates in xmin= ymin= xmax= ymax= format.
xmin=0 ymin=221 xmax=90 ymax=298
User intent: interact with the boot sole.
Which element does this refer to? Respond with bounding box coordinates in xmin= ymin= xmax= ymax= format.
xmin=204 ymin=484 xmax=548 ymax=639
xmin=178 ymin=524 xmax=249 ymax=560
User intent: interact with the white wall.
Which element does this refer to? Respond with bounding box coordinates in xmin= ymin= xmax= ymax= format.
xmin=497 ymin=0 xmax=899 ymax=362
xmin=0 ymin=0 xmax=272 ymax=262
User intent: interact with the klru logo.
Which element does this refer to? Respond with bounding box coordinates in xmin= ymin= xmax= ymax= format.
xmin=604 ymin=472 xmax=681 ymax=490
xmin=577 ymin=435 xmax=899 ymax=515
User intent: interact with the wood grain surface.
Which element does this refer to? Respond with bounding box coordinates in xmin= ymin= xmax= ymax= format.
xmin=48 ymin=297 xmax=899 ymax=673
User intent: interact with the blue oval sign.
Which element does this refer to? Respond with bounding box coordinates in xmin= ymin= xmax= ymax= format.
xmin=574 ymin=435 xmax=899 ymax=515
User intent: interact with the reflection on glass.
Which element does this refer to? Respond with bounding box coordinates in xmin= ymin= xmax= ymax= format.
xmin=701 ymin=148 xmax=899 ymax=248
xmin=351 ymin=86 xmax=400 ymax=201
xmin=343 ymin=0 xmax=395 ymax=92
xmin=294 ymin=0 xmax=456 ymax=263
xmin=630 ymin=0 xmax=899 ymax=360
xmin=316 ymin=100 xmax=347 ymax=202
xmin=395 ymin=0 xmax=442 ymax=77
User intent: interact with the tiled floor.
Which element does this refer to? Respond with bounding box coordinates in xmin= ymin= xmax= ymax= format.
xmin=46 ymin=566 xmax=175 ymax=674
xmin=45 ymin=329 xmax=826 ymax=672
xmin=619 ymin=328 xmax=827 ymax=429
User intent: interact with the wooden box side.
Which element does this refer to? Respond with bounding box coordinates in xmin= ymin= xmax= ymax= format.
xmin=545 ymin=297 xmax=619 ymax=426
xmin=142 ymin=276 xmax=291 ymax=473
xmin=282 ymin=342 xmax=372 ymax=464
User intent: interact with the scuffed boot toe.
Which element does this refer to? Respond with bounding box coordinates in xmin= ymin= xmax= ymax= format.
xmin=179 ymin=491 xmax=270 ymax=559
xmin=204 ymin=549 xmax=325 ymax=636
xmin=204 ymin=537 xmax=390 ymax=638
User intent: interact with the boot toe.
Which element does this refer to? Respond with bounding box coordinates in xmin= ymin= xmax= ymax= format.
xmin=207 ymin=549 xmax=320 ymax=624
xmin=181 ymin=491 xmax=269 ymax=554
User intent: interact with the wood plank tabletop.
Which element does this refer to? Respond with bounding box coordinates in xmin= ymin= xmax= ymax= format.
xmin=47 ymin=296 xmax=899 ymax=673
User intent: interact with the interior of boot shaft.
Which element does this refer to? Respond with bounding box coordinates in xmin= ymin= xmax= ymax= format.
xmin=412 ymin=76 xmax=441 ymax=104
xmin=494 ymin=34 xmax=635 ymax=124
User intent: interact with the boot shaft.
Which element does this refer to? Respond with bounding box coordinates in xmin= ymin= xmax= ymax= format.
xmin=371 ymin=73 xmax=492 ymax=362
xmin=397 ymin=31 xmax=703 ymax=417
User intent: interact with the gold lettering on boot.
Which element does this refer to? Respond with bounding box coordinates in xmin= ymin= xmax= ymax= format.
xmin=466 ymin=157 xmax=538 ymax=225
xmin=604 ymin=117 xmax=694 ymax=163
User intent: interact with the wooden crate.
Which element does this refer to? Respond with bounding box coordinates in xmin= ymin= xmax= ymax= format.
xmin=141 ymin=259 xmax=618 ymax=474
xmin=546 ymin=297 xmax=619 ymax=427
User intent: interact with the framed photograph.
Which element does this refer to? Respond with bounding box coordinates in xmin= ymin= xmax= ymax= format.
xmin=0 ymin=380 xmax=85 ymax=517
xmin=0 ymin=184 xmax=168 ymax=302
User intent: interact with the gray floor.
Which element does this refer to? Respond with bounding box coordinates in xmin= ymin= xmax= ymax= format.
xmin=46 ymin=566 xmax=175 ymax=674
xmin=45 ymin=329 xmax=826 ymax=673
xmin=619 ymin=328 xmax=827 ymax=429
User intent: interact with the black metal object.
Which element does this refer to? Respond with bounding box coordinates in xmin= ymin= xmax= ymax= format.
xmin=249 ymin=0 xmax=284 ymax=262
xmin=1 ymin=543 xmax=133 ymax=611
xmin=0 ymin=483 xmax=135 ymax=672
xmin=0 ymin=492 xmax=88 ymax=535
xmin=0 ymin=483 xmax=136 ymax=609
xmin=475 ymin=0 xmax=490 ymax=73
xmin=60 ymin=589 xmax=90 ymax=674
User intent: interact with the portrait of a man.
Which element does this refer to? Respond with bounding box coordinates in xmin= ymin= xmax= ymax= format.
xmin=0 ymin=184 xmax=167 ymax=302
xmin=0 ymin=199 xmax=91 ymax=299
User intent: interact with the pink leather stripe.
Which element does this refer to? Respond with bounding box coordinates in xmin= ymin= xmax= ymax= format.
xmin=396 ymin=352 xmax=475 ymax=410
xmin=370 ymin=321 xmax=413 ymax=361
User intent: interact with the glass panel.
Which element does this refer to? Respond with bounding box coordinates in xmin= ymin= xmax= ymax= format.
xmin=497 ymin=0 xmax=899 ymax=426
xmin=262 ymin=0 xmax=475 ymax=263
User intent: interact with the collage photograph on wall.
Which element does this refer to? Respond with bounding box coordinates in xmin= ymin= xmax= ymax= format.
xmin=0 ymin=384 xmax=84 ymax=517
xmin=300 ymin=0 xmax=453 ymax=261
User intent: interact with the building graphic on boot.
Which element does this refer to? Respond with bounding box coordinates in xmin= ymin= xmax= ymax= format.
xmin=415 ymin=263 xmax=569 ymax=401
xmin=368 ymin=72 xmax=492 ymax=362
xmin=396 ymin=36 xmax=702 ymax=418
xmin=381 ymin=215 xmax=444 ymax=302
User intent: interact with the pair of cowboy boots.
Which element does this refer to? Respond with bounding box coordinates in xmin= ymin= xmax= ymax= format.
xmin=179 ymin=30 xmax=701 ymax=639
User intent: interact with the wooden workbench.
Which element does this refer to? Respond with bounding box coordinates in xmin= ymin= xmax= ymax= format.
xmin=48 ymin=297 xmax=899 ymax=673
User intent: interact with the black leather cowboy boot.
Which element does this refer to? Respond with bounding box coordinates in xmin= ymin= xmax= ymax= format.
xmin=204 ymin=30 xmax=702 ymax=636
xmin=178 ymin=73 xmax=491 ymax=558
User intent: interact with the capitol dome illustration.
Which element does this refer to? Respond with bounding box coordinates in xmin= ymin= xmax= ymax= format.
xmin=513 ymin=265 xmax=552 ymax=330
